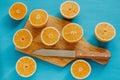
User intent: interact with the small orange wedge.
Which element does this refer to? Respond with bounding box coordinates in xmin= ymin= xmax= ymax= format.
xmin=13 ymin=29 xmax=33 ymax=49
xmin=29 ymin=9 xmax=48 ymax=28
xmin=62 ymin=23 xmax=83 ymax=43
xmin=71 ymin=60 xmax=91 ymax=79
xmin=16 ymin=56 xmax=37 ymax=77
xmin=40 ymin=27 xmax=60 ymax=46
xmin=95 ymin=22 xmax=116 ymax=42
xmin=9 ymin=2 xmax=27 ymax=20
xmin=60 ymin=1 xmax=80 ymax=19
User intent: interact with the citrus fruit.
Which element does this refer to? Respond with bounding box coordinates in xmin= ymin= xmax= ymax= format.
xmin=40 ymin=27 xmax=60 ymax=46
xmin=62 ymin=23 xmax=83 ymax=43
xmin=13 ymin=29 xmax=33 ymax=49
xmin=60 ymin=1 xmax=80 ymax=19
xmin=16 ymin=56 xmax=37 ymax=77
xmin=95 ymin=22 xmax=116 ymax=42
xmin=71 ymin=60 xmax=91 ymax=79
xmin=9 ymin=2 xmax=27 ymax=20
xmin=29 ymin=9 xmax=48 ymax=28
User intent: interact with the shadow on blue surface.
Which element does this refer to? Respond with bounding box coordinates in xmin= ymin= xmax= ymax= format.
xmin=2 ymin=14 xmax=22 ymax=29
xmin=87 ymin=34 xmax=110 ymax=48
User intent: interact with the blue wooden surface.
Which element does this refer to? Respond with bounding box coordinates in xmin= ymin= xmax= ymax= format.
xmin=0 ymin=0 xmax=120 ymax=80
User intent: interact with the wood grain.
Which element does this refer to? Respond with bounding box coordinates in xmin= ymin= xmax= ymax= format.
xmin=16 ymin=16 xmax=110 ymax=67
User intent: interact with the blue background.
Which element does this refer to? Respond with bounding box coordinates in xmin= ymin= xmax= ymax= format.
xmin=0 ymin=0 xmax=120 ymax=80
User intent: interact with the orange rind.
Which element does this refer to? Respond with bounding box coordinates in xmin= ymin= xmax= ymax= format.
xmin=62 ymin=23 xmax=83 ymax=43
xmin=29 ymin=9 xmax=48 ymax=28
xmin=60 ymin=1 xmax=80 ymax=19
xmin=13 ymin=29 xmax=33 ymax=49
xmin=9 ymin=2 xmax=27 ymax=20
xmin=71 ymin=60 xmax=91 ymax=79
xmin=95 ymin=22 xmax=116 ymax=42
xmin=40 ymin=27 xmax=60 ymax=46
xmin=16 ymin=56 xmax=37 ymax=77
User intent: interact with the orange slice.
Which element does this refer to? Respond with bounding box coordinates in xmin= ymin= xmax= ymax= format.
xmin=13 ymin=29 xmax=33 ymax=49
xmin=40 ymin=27 xmax=60 ymax=46
xmin=62 ymin=23 xmax=83 ymax=43
xmin=9 ymin=2 xmax=27 ymax=20
xmin=29 ymin=9 xmax=48 ymax=28
xmin=95 ymin=22 xmax=116 ymax=42
xmin=16 ymin=56 xmax=37 ymax=77
xmin=60 ymin=1 xmax=80 ymax=19
xmin=71 ymin=60 xmax=91 ymax=79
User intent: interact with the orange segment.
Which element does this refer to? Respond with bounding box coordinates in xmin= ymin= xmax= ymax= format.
xmin=60 ymin=1 xmax=80 ymax=19
xmin=62 ymin=23 xmax=83 ymax=43
xmin=16 ymin=56 xmax=37 ymax=77
xmin=40 ymin=27 xmax=60 ymax=46
xmin=13 ymin=29 xmax=33 ymax=49
xmin=29 ymin=9 xmax=48 ymax=28
xmin=9 ymin=2 xmax=27 ymax=20
xmin=95 ymin=22 xmax=116 ymax=42
xmin=71 ymin=60 xmax=91 ymax=79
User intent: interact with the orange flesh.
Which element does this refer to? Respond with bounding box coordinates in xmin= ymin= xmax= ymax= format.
xmin=61 ymin=2 xmax=79 ymax=17
xmin=14 ymin=30 xmax=32 ymax=48
xmin=16 ymin=57 xmax=36 ymax=76
xmin=63 ymin=24 xmax=83 ymax=42
xmin=30 ymin=10 xmax=48 ymax=25
xmin=71 ymin=61 xmax=90 ymax=78
xmin=9 ymin=3 xmax=27 ymax=20
xmin=96 ymin=24 xmax=115 ymax=40
xmin=42 ymin=28 xmax=59 ymax=44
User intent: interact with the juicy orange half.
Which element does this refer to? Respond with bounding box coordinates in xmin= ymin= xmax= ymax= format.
xmin=9 ymin=2 xmax=27 ymax=20
xmin=29 ymin=9 xmax=48 ymax=28
xmin=62 ymin=23 xmax=83 ymax=43
xmin=13 ymin=29 xmax=33 ymax=49
xmin=40 ymin=27 xmax=60 ymax=46
xmin=95 ymin=22 xmax=116 ymax=42
xmin=60 ymin=1 xmax=80 ymax=19
xmin=16 ymin=56 xmax=37 ymax=77
xmin=71 ymin=60 xmax=91 ymax=79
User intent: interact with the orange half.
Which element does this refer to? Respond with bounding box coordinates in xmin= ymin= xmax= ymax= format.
xmin=95 ymin=22 xmax=116 ymax=42
xmin=60 ymin=1 xmax=80 ymax=19
xmin=40 ymin=27 xmax=60 ymax=46
xmin=9 ymin=2 xmax=27 ymax=20
xmin=16 ymin=56 xmax=37 ymax=77
xmin=13 ymin=29 xmax=33 ymax=49
xmin=62 ymin=23 xmax=83 ymax=43
xmin=29 ymin=9 xmax=48 ymax=28
xmin=71 ymin=60 xmax=91 ymax=79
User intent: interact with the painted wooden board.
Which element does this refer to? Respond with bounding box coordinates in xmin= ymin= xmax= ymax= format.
xmin=16 ymin=16 xmax=110 ymax=67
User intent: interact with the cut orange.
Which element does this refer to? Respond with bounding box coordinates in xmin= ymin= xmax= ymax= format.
xmin=29 ymin=9 xmax=48 ymax=28
xmin=13 ymin=29 xmax=33 ymax=49
xmin=16 ymin=56 xmax=37 ymax=77
xmin=9 ymin=2 xmax=27 ymax=20
xmin=62 ymin=23 xmax=83 ymax=43
xmin=60 ymin=1 xmax=80 ymax=19
xmin=95 ymin=22 xmax=116 ymax=42
xmin=71 ymin=60 xmax=91 ymax=79
xmin=40 ymin=27 xmax=60 ymax=46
